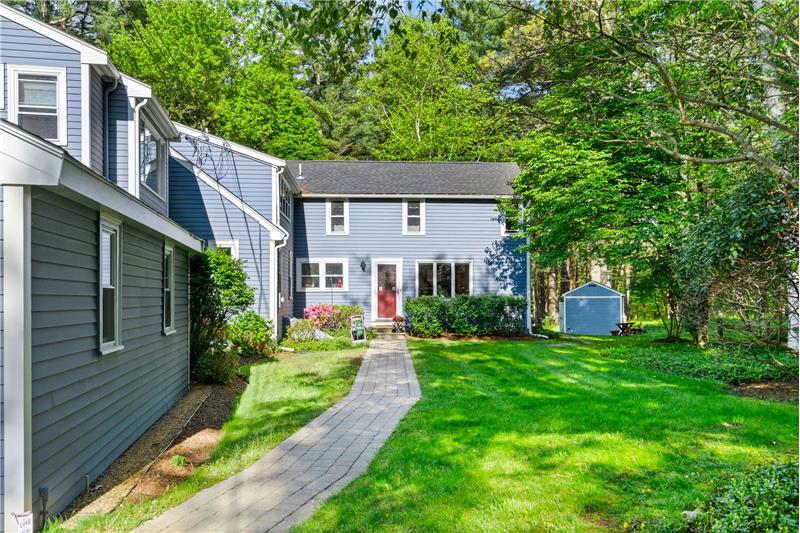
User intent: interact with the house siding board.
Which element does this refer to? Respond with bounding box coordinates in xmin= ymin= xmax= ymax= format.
xmin=169 ymin=156 xmax=272 ymax=317
xmin=171 ymin=139 xmax=273 ymax=220
xmin=106 ymin=84 xmax=130 ymax=188
xmin=29 ymin=189 xmax=189 ymax=521
xmin=293 ymin=198 xmax=527 ymax=324
xmin=139 ymin=183 xmax=168 ymax=216
xmin=0 ymin=15 xmax=82 ymax=160
xmin=563 ymin=297 xmax=621 ymax=336
xmin=89 ymin=68 xmax=104 ymax=173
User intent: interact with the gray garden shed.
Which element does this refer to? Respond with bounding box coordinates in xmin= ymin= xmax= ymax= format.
xmin=559 ymin=282 xmax=625 ymax=336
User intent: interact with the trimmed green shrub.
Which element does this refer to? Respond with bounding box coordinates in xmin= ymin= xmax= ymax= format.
xmin=404 ymin=296 xmax=448 ymax=337
xmin=287 ymin=318 xmax=317 ymax=342
xmin=405 ymin=295 xmax=527 ymax=337
xmin=190 ymin=248 xmax=254 ymax=369
xmin=228 ymin=311 xmax=275 ymax=358
xmin=697 ymin=460 xmax=798 ymax=532
xmin=195 ymin=340 xmax=239 ymax=384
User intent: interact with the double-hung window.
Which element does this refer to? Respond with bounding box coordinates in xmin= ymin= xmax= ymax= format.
xmin=212 ymin=239 xmax=239 ymax=258
xmin=417 ymin=261 xmax=471 ymax=297
xmin=326 ymin=199 xmax=349 ymax=235
xmin=403 ymin=199 xmax=425 ymax=235
xmin=280 ymin=179 xmax=293 ymax=221
xmin=297 ymin=258 xmax=348 ymax=292
xmin=163 ymin=243 xmax=175 ymax=334
xmin=100 ymin=218 xmax=122 ymax=353
xmin=501 ymin=200 xmax=522 ymax=236
xmin=139 ymin=117 xmax=166 ymax=198
xmin=8 ymin=65 xmax=67 ymax=145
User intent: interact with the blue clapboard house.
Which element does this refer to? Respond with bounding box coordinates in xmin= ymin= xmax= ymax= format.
xmin=0 ymin=5 xmax=530 ymax=530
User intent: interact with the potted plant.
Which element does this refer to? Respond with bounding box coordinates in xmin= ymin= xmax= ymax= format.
xmin=393 ymin=315 xmax=405 ymax=333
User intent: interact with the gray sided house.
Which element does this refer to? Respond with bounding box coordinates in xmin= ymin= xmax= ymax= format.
xmin=287 ymin=161 xmax=530 ymax=327
xmin=0 ymin=6 xmax=202 ymax=531
xmin=559 ymin=282 xmax=625 ymax=336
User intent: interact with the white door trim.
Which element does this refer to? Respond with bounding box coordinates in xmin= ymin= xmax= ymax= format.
xmin=371 ymin=258 xmax=403 ymax=322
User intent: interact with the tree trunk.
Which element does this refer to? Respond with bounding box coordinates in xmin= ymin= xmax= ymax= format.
xmin=547 ymin=268 xmax=559 ymax=323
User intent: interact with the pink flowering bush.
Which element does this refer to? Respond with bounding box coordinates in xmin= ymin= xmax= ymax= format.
xmin=303 ymin=304 xmax=365 ymax=331
xmin=304 ymin=304 xmax=337 ymax=330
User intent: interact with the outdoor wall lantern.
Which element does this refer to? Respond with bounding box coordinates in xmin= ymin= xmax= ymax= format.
xmin=360 ymin=260 xmax=367 ymax=272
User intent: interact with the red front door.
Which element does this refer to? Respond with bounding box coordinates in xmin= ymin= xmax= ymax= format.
xmin=377 ymin=264 xmax=397 ymax=319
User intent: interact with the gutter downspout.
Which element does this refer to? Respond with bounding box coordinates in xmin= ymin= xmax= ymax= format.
xmin=271 ymin=165 xmax=290 ymax=340
xmin=103 ymin=77 xmax=119 ymax=178
xmin=131 ymin=98 xmax=148 ymax=197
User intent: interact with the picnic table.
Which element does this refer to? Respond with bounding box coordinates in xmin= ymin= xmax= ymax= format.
xmin=616 ymin=322 xmax=636 ymax=336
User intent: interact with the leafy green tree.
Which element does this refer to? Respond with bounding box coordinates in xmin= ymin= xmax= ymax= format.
xmin=213 ymin=58 xmax=327 ymax=160
xmin=107 ymin=0 xmax=238 ymax=129
xmin=363 ymin=17 xmax=514 ymax=161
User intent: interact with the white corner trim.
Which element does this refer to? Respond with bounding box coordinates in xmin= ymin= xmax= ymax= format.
xmin=7 ymin=64 xmax=68 ymax=146
xmin=526 ymin=248 xmax=532 ymax=333
xmin=81 ymin=63 xmax=91 ymax=166
xmin=296 ymin=257 xmax=349 ymax=292
xmin=402 ymin=198 xmax=426 ymax=235
xmin=175 ymin=122 xmax=286 ymax=168
xmin=371 ymin=258 xmax=404 ymax=322
xmin=171 ymin=148 xmax=287 ymax=240
xmin=3 ymin=185 xmax=33 ymax=531
xmin=325 ymin=198 xmax=349 ymax=235
xmin=269 ymin=239 xmax=279 ymax=338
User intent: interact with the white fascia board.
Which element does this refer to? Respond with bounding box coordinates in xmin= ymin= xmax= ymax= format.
xmin=59 ymin=158 xmax=202 ymax=251
xmin=0 ymin=4 xmax=117 ymax=75
xmin=0 ymin=121 xmax=65 ymax=185
xmin=561 ymin=281 xmax=624 ymax=297
xmin=299 ymin=193 xmax=513 ymax=199
xmin=0 ymin=121 xmax=202 ymax=251
xmin=174 ymin=123 xmax=286 ymax=168
xmin=170 ymin=147 xmax=288 ymax=241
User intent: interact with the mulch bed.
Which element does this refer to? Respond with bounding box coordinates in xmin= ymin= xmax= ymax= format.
xmin=61 ymin=376 xmax=247 ymax=525
xmin=731 ymin=378 xmax=799 ymax=402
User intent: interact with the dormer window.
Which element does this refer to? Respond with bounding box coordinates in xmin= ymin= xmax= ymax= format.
xmin=139 ymin=117 xmax=166 ymax=198
xmin=8 ymin=65 xmax=67 ymax=145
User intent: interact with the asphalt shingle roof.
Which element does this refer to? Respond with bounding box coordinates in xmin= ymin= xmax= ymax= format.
xmin=285 ymin=160 xmax=518 ymax=196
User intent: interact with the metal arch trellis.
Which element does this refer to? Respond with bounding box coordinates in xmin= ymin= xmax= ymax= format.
xmin=181 ymin=132 xmax=269 ymax=315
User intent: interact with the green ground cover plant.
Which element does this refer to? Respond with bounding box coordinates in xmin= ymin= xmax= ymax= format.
xmin=48 ymin=347 xmax=365 ymax=533
xmin=697 ymin=460 xmax=798 ymax=532
xmin=296 ymin=336 xmax=797 ymax=532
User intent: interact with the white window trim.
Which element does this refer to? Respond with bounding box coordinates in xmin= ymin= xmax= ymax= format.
xmin=7 ymin=64 xmax=68 ymax=146
xmin=211 ymin=239 xmax=239 ymax=259
xmin=99 ymin=216 xmax=123 ymax=354
xmin=296 ymin=257 xmax=349 ymax=292
xmin=325 ymin=198 xmax=349 ymax=235
xmin=402 ymin=198 xmax=426 ymax=235
xmin=371 ymin=258 xmax=404 ymax=322
xmin=138 ymin=114 xmax=167 ymax=199
xmin=415 ymin=260 xmax=473 ymax=297
xmin=501 ymin=218 xmax=521 ymax=237
xmin=163 ymin=242 xmax=176 ymax=335
xmin=280 ymin=178 xmax=293 ymax=221
xmin=0 ymin=64 xmax=4 ymax=109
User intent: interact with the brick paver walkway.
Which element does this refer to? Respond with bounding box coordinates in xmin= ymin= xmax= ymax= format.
xmin=136 ymin=334 xmax=420 ymax=533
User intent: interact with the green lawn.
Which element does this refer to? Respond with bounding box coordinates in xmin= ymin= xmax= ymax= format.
xmin=296 ymin=336 xmax=798 ymax=532
xmin=52 ymin=347 xmax=364 ymax=533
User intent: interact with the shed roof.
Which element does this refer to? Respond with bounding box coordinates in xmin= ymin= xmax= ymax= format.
xmin=285 ymin=160 xmax=518 ymax=196
xmin=562 ymin=281 xmax=623 ymax=298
